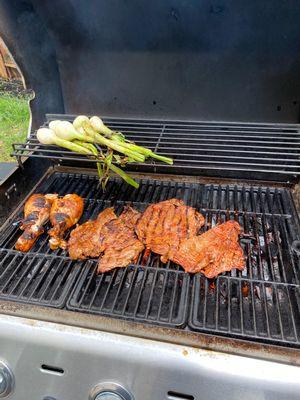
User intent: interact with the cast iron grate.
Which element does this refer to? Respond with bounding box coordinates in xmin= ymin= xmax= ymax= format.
xmin=0 ymin=249 xmax=80 ymax=307
xmin=11 ymin=114 xmax=300 ymax=182
xmin=189 ymin=210 xmax=300 ymax=344
xmin=190 ymin=276 xmax=300 ymax=344
xmin=67 ymin=261 xmax=189 ymax=327
xmin=0 ymin=171 xmax=300 ymax=344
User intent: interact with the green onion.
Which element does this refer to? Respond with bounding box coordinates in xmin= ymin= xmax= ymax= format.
xmin=37 ymin=128 xmax=93 ymax=155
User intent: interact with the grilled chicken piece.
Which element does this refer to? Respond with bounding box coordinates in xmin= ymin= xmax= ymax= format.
xmin=68 ymin=207 xmax=117 ymax=259
xmin=172 ymin=220 xmax=245 ymax=278
xmin=97 ymin=206 xmax=144 ymax=273
xmin=48 ymin=194 xmax=84 ymax=250
xmin=15 ymin=194 xmax=56 ymax=252
xmin=136 ymin=199 xmax=204 ymax=263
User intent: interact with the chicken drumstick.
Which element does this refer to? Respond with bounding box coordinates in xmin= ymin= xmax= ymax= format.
xmin=48 ymin=193 xmax=84 ymax=250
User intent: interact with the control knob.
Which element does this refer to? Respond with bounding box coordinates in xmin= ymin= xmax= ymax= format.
xmin=95 ymin=393 xmax=124 ymax=400
xmin=0 ymin=361 xmax=14 ymax=398
xmin=90 ymin=383 xmax=133 ymax=400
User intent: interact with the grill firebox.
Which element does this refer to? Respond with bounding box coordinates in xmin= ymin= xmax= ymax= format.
xmin=0 ymin=170 xmax=299 ymax=347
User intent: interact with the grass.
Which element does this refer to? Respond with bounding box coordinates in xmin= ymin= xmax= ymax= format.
xmin=0 ymin=94 xmax=30 ymax=161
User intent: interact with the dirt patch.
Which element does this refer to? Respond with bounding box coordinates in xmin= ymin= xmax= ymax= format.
xmin=0 ymin=78 xmax=34 ymax=100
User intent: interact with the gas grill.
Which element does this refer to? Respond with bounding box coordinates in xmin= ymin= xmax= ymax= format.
xmin=0 ymin=1 xmax=300 ymax=400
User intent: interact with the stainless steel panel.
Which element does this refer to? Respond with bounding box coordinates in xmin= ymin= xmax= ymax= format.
xmin=0 ymin=314 xmax=299 ymax=400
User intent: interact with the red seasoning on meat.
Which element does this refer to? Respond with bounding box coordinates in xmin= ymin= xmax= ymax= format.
xmin=68 ymin=206 xmax=144 ymax=273
xmin=171 ymin=220 xmax=245 ymax=278
xmin=15 ymin=193 xmax=55 ymax=252
xmin=48 ymin=194 xmax=84 ymax=250
xmin=68 ymin=207 xmax=117 ymax=259
xmin=97 ymin=206 xmax=144 ymax=273
xmin=136 ymin=199 xmax=205 ymax=263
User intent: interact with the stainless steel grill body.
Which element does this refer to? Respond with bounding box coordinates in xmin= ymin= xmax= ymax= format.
xmin=0 ymin=314 xmax=299 ymax=400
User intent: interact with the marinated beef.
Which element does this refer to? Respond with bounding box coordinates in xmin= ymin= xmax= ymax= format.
xmin=97 ymin=207 xmax=144 ymax=273
xmin=171 ymin=220 xmax=245 ymax=278
xmin=68 ymin=207 xmax=117 ymax=259
xmin=136 ymin=199 xmax=204 ymax=263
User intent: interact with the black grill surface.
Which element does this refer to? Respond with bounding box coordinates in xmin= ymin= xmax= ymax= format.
xmin=0 ymin=171 xmax=299 ymax=345
xmin=0 ymin=249 xmax=80 ymax=307
xmin=11 ymin=114 xmax=300 ymax=182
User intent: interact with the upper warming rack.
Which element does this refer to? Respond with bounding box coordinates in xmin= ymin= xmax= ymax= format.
xmin=12 ymin=114 xmax=300 ymax=182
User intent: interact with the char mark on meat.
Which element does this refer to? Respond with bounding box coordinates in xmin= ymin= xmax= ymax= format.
xmin=48 ymin=194 xmax=84 ymax=250
xmin=135 ymin=198 xmax=205 ymax=263
xmin=15 ymin=193 xmax=56 ymax=252
xmin=172 ymin=220 xmax=245 ymax=278
xmin=68 ymin=207 xmax=117 ymax=259
xmin=97 ymin=206 xmax=144 ymax=273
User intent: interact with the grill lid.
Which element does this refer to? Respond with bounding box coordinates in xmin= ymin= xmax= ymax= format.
xmin=2 ymin=1 xmax=300 ymax=124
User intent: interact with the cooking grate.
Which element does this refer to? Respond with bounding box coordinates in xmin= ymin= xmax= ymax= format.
xmin=0 ymin=249 xmax=80 ymax=307
xmin=189 ymin=210 xmax=300 ymax=344
xmin=191 ymin=276 xmax=300 ymax=344
xmin=11 ymin=114 xmax=300 ymax=182
xmin=67 ymin=262 xmax=189 ymax=327
xmin=0 ymin=171 xmax=300 ymax=344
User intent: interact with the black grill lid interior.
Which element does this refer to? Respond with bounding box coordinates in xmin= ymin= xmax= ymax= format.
xmin=1 ymin=1 xmax=300 ymax=128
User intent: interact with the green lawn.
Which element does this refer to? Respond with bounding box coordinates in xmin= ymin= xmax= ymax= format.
xmin=0 ymin=94 xmax=30 ymax=161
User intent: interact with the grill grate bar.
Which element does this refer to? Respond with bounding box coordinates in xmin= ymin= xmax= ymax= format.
xmin=120 ymin=268 xmax=139 ymax=315
xmin=13 ymin=143 xmax=300 ymax=164
xmin=110 ymin=268 xmax=130 ymax=313
xmin=46 ymin=114 xmax=300 ymax=130
xmin=132 ymin=268 xmax=149 ymax=317
xmin=0 ymin=248 xmax=80 ymax=307
xmin=11 ymin=151 xmax=300 ymax=177
xmin=144 ymin=269 xmax=159 ymax=319
xmin=78 ymin=262 xmax=98 ymax=307
xmin=8 ymin=256 xmax=43 ymax=296
xmin=28 ymin=257 xmax=59 ymax=300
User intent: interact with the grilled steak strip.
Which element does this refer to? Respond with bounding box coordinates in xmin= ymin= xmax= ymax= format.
xmin=68 ymin=206 xmax=144 ymax=273
xmin=68 ymin=207 xmax=117 ymax=259
xmin=171 ymin=220 xmax=245 ymax=278
xmin=97 ymin=206 xmax=144 ymax=273
xmin=135 ymin=199 xmax=205 ymax=263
